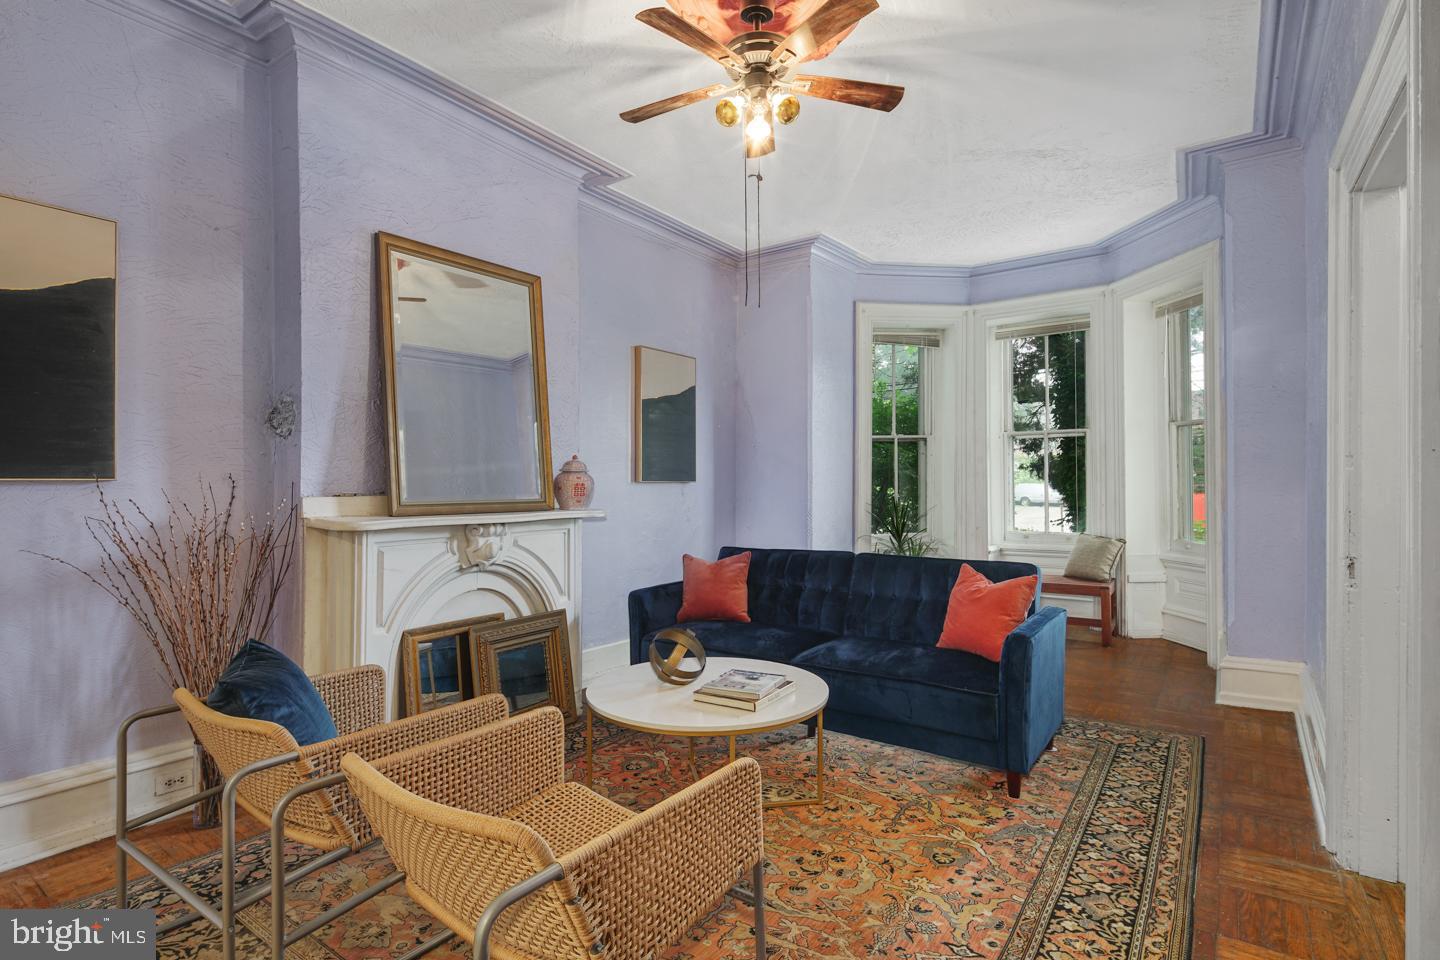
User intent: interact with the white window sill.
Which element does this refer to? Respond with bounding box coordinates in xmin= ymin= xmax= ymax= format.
xmin=1161 ymin=548 xmax=1207 ymax=572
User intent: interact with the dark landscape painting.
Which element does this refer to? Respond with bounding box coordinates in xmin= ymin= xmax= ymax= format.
xmin=0 ymin=195 xmax=116 ymax=480
xmin=634 ymin=346 xmax=697 ymax=482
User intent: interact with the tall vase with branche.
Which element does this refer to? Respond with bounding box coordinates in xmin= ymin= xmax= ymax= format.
xmin=37 ymin=478 xmax=298 ymax=827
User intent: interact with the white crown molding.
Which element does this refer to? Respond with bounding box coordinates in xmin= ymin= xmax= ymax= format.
xmin=578 ymin=182 xmax=739 ymax=269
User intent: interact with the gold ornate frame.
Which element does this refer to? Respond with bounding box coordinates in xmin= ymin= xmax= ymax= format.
xmin=399 ymin=613 xmax=503 ymax=717
xmin=472 ymin=609 xmax=577 ymax=722
xmin=376 ymin=231 xmax=555 ymax=515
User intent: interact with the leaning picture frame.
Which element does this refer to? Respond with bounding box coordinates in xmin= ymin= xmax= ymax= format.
xmin=471 ymin=609 xmax=577 ymax=722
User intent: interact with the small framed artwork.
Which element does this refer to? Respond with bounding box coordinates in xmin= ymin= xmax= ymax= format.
xmin=400 ymin=613 xmax=503 ymax=716
xmin=633 ymin=345 xmax=696 ymax=482
xmin=472 ymin=610 xmax=577 ymax=721
xmin=0 ymin=194 xmax=117 ymax=480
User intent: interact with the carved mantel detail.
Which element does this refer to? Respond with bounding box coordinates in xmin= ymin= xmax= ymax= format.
xmin=461 ymin=523 xmax=511 ymax=570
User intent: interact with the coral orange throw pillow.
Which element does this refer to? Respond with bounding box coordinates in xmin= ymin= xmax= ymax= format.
xmin=935 ymin=564 xmax=1038 ymax=662
xmin=677 ymin=551 xmax=752 ymax=622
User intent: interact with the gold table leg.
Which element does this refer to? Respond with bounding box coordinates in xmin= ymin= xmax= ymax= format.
xmin=687 ymin=737 xmax=699 ymax=783
xmin=723 ymin=709 xmax=827 ymax=811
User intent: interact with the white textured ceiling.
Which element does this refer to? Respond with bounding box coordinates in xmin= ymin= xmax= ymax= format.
xmin=295 ymin=0 xmax=1261 ymax=265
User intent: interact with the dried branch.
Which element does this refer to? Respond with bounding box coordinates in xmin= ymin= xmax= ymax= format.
xmin=30 ymin=477 xmax=298 ymax=697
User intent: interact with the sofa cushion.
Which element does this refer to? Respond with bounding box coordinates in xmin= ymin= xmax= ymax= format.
xmin=936 ymin=564 xmax=1038 ymax=661
xmin=718 ymin=546 xmax=854 ymax=634
xmin=843 ymin=553 xmax=1042 ymax=647
xmin=677 ymin=551 xmax=751 ymax=622
xmin=793 ymin=637 xmax=1000 ymax=738
xmin=644 ymin=620 xmax=835 ymax=664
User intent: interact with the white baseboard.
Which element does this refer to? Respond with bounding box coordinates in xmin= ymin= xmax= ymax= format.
xmin=581 ymin=639 xmax=630 ymax=689
xmin=1162 ymin=608 xmax=1208 ymax=650
xmin=1297 ymin=665 xmax=1328 ymax=846
xmin=1215 ymin=655 xmax=1304 ymax=711
xmin=0 ymin=740 xmax=193 ymax=872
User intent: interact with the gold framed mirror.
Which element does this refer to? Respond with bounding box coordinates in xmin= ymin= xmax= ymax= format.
xmin=377 ymin=232 xmax=554 ymax=515
xmin=472 ymin=610 xmax=576 ymax=721
xmin=400 ymin=613 xmax=503 ymax=717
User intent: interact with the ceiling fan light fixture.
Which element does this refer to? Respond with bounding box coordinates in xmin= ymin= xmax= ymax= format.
xmin=743 ymin=96 xmax=774 ymax=147
xmin=715 ymin=97 xmax=740 ymax=127
xmin=774 ymin=94 xmax=801 ymax=124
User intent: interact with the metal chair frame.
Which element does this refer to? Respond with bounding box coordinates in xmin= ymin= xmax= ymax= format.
xmin=116 ymin=704 xmax=456 ymax=960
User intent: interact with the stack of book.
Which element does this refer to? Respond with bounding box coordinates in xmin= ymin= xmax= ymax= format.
xmin=693 ymin=668 xmax=795 ymax=712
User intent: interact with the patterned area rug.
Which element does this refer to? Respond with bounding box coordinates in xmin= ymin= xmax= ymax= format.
xmin=78 ymin=717 xmax=1202 ymax=959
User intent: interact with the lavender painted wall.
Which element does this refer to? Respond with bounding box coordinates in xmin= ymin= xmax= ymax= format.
xmin=0 ymin=0 xmax=274 ymax=779
xmin=284 ymin=47 xmax=582 ymax=498
xmin=733 ymin=258 xmax=813 ymax=548
xmin=1216 ymin=147 xmax=1309 ymax=662
xmin=576 ymin=204 xmax=738 ymax=647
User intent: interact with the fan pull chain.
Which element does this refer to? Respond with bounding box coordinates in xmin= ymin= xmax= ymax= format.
xmin=743 ymin=153 xmax=750 ymax=306
xmin=743 ymin=161 xmax=764 ymax=307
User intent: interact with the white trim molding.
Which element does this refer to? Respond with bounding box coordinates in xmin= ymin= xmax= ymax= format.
xmin=1215 ymin=655 xmax=1304 ymax=712
xmin=580 ymin=639 xmax=631 ymax=689
xmin=1298 ymin=665 xmax=1328 ymax=846
xmin=0 ymin=740 xmax=193 ymax=872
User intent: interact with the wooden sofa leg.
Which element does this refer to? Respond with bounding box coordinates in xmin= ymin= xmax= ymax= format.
xmin=1005 ymin=772 xmax=1022 ymax=799
xmin=804 ymin=719 xmax=818 ymax=739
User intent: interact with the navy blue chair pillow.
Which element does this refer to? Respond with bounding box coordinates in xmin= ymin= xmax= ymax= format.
xmin=206 ymin=639 xmax=339 ymax=746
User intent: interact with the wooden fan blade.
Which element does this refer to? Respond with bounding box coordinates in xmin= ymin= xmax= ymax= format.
xmin=636 ymin=8 xmax=739 ymax=66
xmin=620 ymin=83 xmax=731 ymax=123
xmin=774 ymin=0 xmax=878 ymax=63
xmin=793 ymin=75 xmax=904 ymax=111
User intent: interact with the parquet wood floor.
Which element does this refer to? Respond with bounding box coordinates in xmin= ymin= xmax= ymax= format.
xmin=0 ymin=634 xmax=1405 ymax=958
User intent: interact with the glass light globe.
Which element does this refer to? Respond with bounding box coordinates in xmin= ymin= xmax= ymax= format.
xmin=715 ymin=98 xmax=740 ymax=127
xmin=775 ymin=95 xmax=800 ymax=125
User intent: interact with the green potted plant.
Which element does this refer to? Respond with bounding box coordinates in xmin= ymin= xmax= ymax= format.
xmin=872 ymin=487 xmax=938 ymax=557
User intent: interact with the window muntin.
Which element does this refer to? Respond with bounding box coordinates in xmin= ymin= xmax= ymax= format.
xmin=1166 ymin=298 xmax=1206 ymax=543
xmin=1003 ymin=326 xmax=1088 ymax=535
xmin=870 ymin=340 xmax=932 ymax=533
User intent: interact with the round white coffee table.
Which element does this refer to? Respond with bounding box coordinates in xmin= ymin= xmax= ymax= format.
xmin=584 ymin=656 xmax=829 ymax=809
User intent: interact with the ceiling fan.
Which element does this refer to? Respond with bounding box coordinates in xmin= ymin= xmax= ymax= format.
xmin=620 ymin=0 xmax=904 ymax=158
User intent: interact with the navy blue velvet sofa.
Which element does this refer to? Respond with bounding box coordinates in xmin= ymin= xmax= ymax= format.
xmin=628 ymin=547 xmax=1067 ymax=797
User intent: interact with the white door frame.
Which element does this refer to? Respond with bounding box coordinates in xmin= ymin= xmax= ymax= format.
xmin=1323 ymin=0 xmax=1416 ymax=884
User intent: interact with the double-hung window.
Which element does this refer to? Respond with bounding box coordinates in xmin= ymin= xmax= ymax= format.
xmin=999 ymin=319 xmax=1089 ymax=535
xmin=870 ymin=334 xmax=938 ymax=533
xmin=1163 ymin=294 xmax=1206 ymax=544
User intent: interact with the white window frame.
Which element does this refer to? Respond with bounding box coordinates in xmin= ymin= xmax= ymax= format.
xmin=999 ymin=323 xmax=1090 ymax=538
xmin=854 ymin=304 xmax=981 ymax=557
xmin=868 ymin=338 xmax=936 ymax=533
xmin=1163 ymin=293 xmax=1207 ymax=553
xmin=979 ymin=289 xmax=1102 ymax=554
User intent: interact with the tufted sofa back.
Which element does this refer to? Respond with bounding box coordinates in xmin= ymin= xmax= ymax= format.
xmin=718 ymin=546 xmax=854 ymax=635
xmin=720 ymin=547 xmax=1041 ymax=647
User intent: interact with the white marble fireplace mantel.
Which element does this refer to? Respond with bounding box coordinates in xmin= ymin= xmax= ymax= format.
xmin=301 ymin=495 xmax=604 ymax=719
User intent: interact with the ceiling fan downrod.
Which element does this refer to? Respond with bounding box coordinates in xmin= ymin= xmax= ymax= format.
xmin=740 ymin=1 xmax=774 ymax=28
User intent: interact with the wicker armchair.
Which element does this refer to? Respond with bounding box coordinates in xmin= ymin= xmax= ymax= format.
xmin=342 ymin=706 xmax=768 ymax=960
xmin=116 ymin=664 xmax=509 ymax=960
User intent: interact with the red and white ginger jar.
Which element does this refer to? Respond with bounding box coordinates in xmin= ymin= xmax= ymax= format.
xmin=553 ymin=454 xmax=595 ymax=510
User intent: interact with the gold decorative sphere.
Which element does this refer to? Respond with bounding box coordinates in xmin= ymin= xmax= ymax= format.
xmin=649 ymin=627 xmax=707 ymax=685
xmin=715 ymin=98 xmax=740 ymax=128
xmin=775 ymin=95 xmax=801 ymax=125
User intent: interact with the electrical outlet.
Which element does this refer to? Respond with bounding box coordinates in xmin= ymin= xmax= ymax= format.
xmin=154 ymin=768 xmax=191 ymax=798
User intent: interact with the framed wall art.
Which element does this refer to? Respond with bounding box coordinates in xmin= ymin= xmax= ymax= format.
xmin=633 ymin=345 xmax=696 ymax=482
xmin=0 ymin=194 xmax=117 ymax=480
